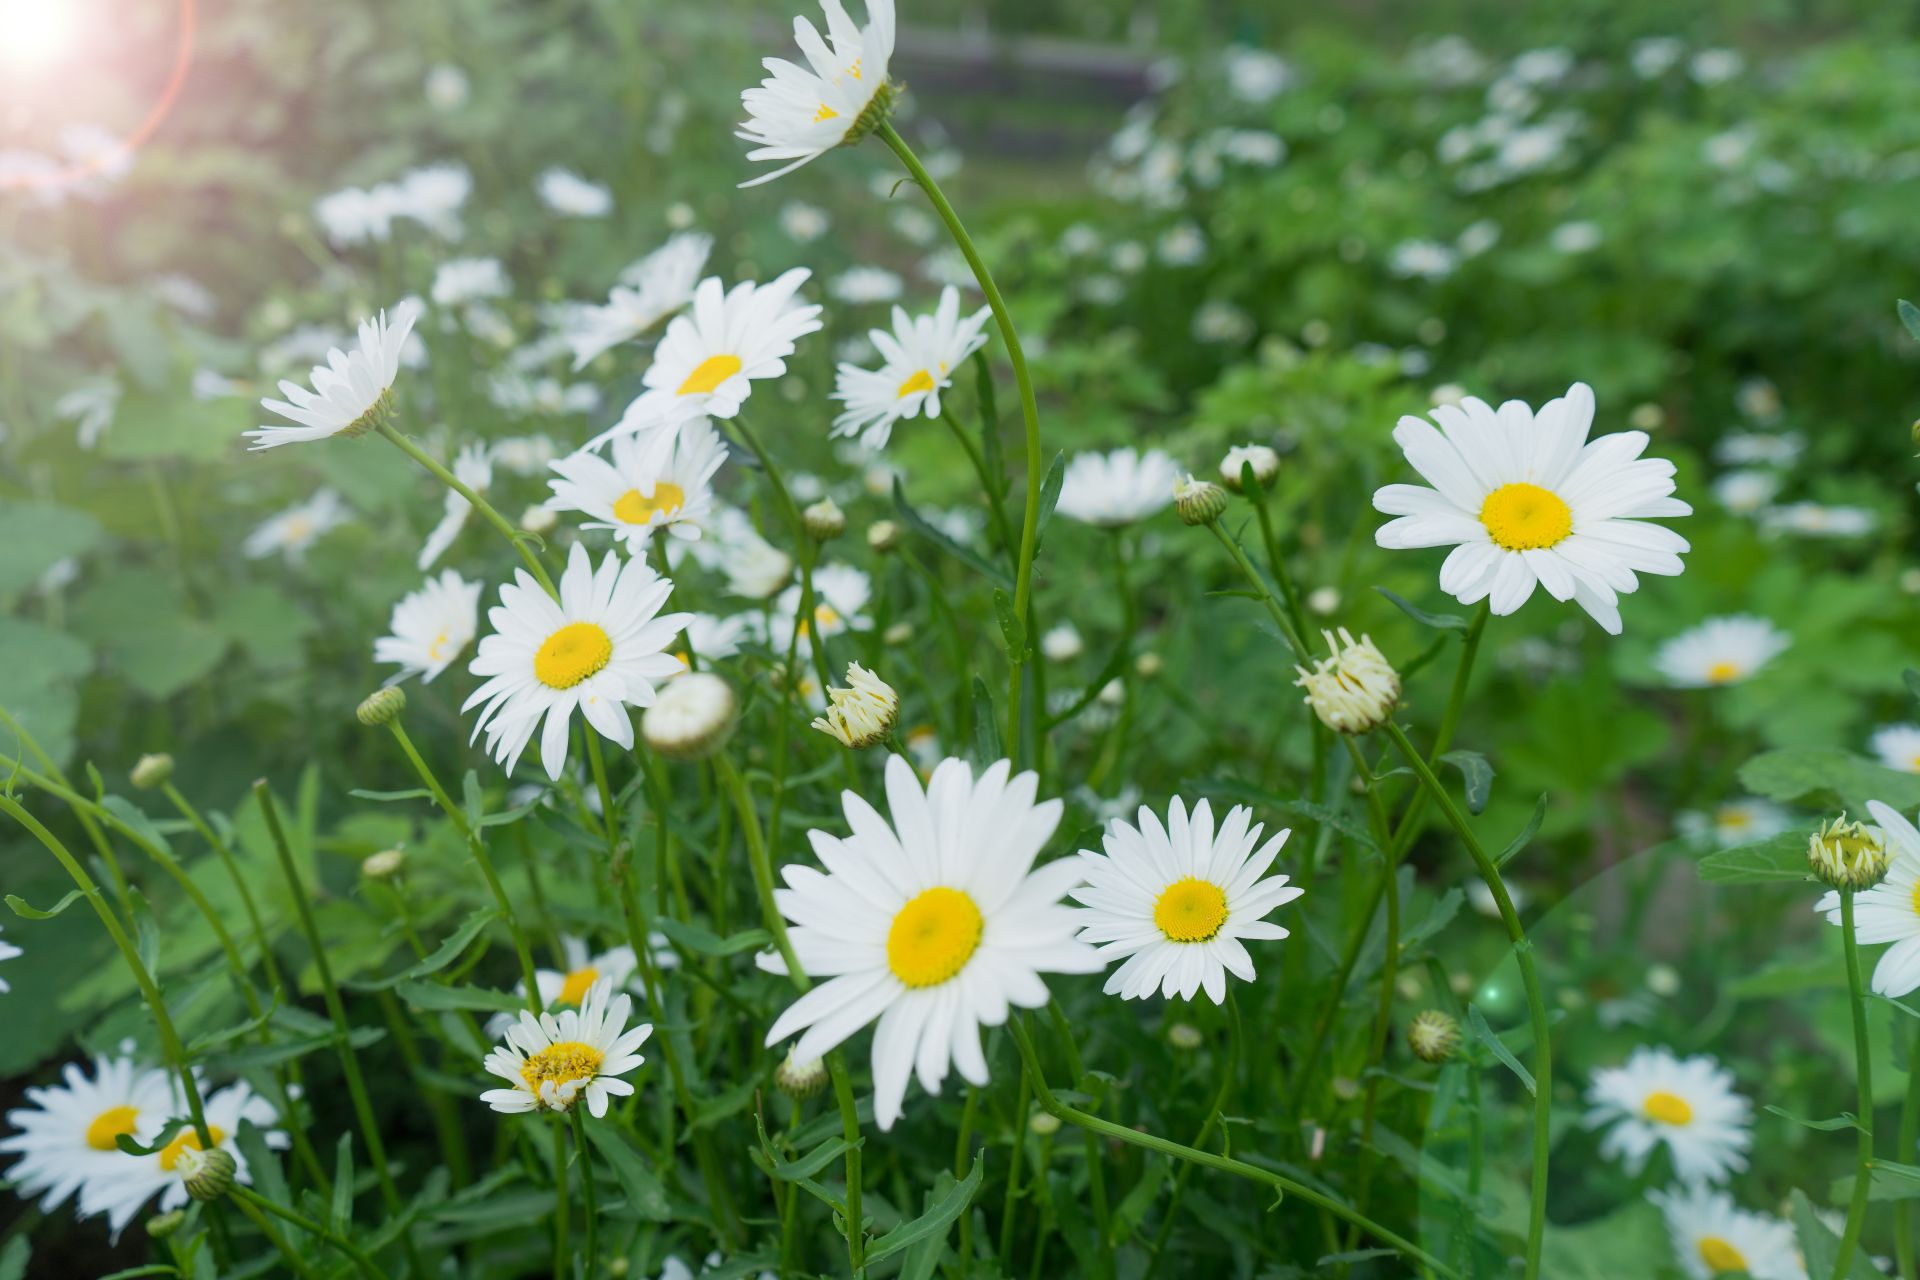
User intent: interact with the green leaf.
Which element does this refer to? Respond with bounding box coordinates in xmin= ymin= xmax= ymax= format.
xmin=1766 ymin=1104 xmax=1863 ymax=1133
xmin=348 ymin=788 xmax=436 ymax=803
xmin=1905 ymin=668 xmax=1920 ymax=708
xmin=345 ymin=908 xmax=501 ymax=992
xmin=650 ymin=918 xmax=769 ymax=958
xmin=1032 ymin=452 xmax=1066 ymax=551
xmin=1466 ymin=1004 xmax=1534 ymax=1096
xmin=99 ymin=386 xmax=253 ymax=462
xmin=992 ymin=588 xmax=1026 ymax=657
xmin=1791 ymin=1188 xmax=1888 ymax=1279
xmin=1900 ymin=299 xmax=1920 ymax=344
xmin=866 ymin=1158 xmax=985 ymax=1264
xmin=6 ymin=888 xmax=88 ymax=920
xmin=973 ymin=351 xmax=1005 ymax=499
xmin=586 ymin=1122 xmax=673 ymax=1221
xmin=0 ymin=1243 xmax=31 ymax=1280
xmin=1497 ymin=796 xmax=1547 ymax=868
xmin=1440 ymin=751 xmax=1493 ymax=815
xmin=101 ymin=794 xmax=172 ymax=857
xmin=117 ymin=1117 xmax=190 ymax=1157
xmin=395 ymin=981 xmax=523 ymax=1013
xmin=1697 ymin=832 xmax=1811 ymax=885
xmin=1739 ymin=748 xmax=1920 ymax=811
xmin=205 ymin=1026 xmax=385 ymax=1072
xmin=1374 ymin=587 xmax=1466 ymax=632
xmin=331 ymin=1134 xmax=355 ymax=1234
xmin=971 ymin=677 xmax=1002 ymax=765
xmin=0 ymin=501 xmax=105 ymax=597
xmin=762 ymin=1135 xmax=862 ymax=1183
xmin=893 ymin=477 xmax=1011 ymax=589
xmin=186 ymin=996 xmax=281 ymax=1055
xmin=1836 ymin=1158 xmax=1920 ymax=1202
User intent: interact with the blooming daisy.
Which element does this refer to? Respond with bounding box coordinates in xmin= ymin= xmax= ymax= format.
xmin=773 ymin=563 xmax=872 ymax=653
xmin=1651 ymin=1184 xmax=1807 ymax=1280
xmin=1069 ymin=797 xmax=1301 ymax=1004
xmin=760 ymin=755 xmax=1101 ymax=1129
xmin=831 ymin=286 xmax=993 ymax=449
xmin=1055 ymin=448 xmax=1182 ymax=527
xmin=481 ymin=977 xmax=650 ymax=1116
xmin=1585 ymin=1047 xmax=1751 ymax=1184
xmin=374 ymin=569 xmax=482 ymax=683
xmin=1675 ymin=798 xmax=1793 ymax=848
xmin=1872 ymin=725 xmax=1920 ymax=774
xmin=1817 ymin=801 xmax=1920 ymax=995
xmin=672 ymin=612 xmax=755 ymax=671
xmin=418 ymin=442 xmax=493 ymax=569
xmin=79 ymin=1078 xmax=283 ymax=1227
xmin=594 ymin=271 xmax=823 ymax=445
xmin=464 ymin=542 xmax=691 ymax=780
xmin=547 ymin=419 xmax=728 ymax=551
xmin=0 ymin=924 xmax=18 ymax=992
xmin=241 ymin=489 xmax=350 ymax=564
xmin=245 ymin=309 xmax=416 ymax=450
xmin=736 ymin=0 xmax=897 ymax=188
xmin=1 ymin=1052 xmax=178 ymax=1232
xmin=1653 ymin=616 xmax=1790 ymax=687
xmin=1372 ymin=382 xmax=1691 ymax=634
xmin=567 ymin=232 xmax=713 ymax=370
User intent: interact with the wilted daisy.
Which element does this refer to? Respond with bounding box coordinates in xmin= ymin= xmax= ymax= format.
xmin=464 ymin=542 xmax=691 ymax=780
xmin=773 ymin=563 xmax=873 ymax=652
xmin=548 ymin=420 xmax=728 ymax=550
xmin=1872 ymin=725 xmax=1920 ymax=774
xmin=241 ymin=489 xmax=349 ymax=564
xmin=1070 ymin=798 xmax=1300 ymax=1004
xmin=760 ymin=755 xmax=1100 ymax=1129
xmin=418 ymin=442 xmax=492 ymax=569
xmin=736 ymin=0 xmax=898 ymax=188
xmin=1651 ymin=1184 xmax=1806 ymax=1280
xmin=1817 ymin=801 xmax=1920 ymax=995
xmin=373 ymin=569 xmax=481 ymax=684
xmin=566 ymin=232 xmax=713 ymax=370
xmin=536 ymin=168 xmax=613 ymax=218
xmin=1 ymin=1052 xmax=178 ymax=1232
xmin=245 ymin=309 xmax=416 ymax=450
xmin=1585 ymin=1047 xmax=1751 ymax=1184
xmin=831 ymin=286 xmax=993 ymax=449
xmin=1675 ymin=799 xmax=1792 ymax=848
xmin=1653 ymin=616 xmax=1789 ymax=687
xmin=78 ymin=1079 xmax=283 ymax=1225
xmin=1372 ymin=382 xmax=1690 ymax=634
xmin=811 ymin=662 xmax=899 ymax=748
xmin=1056 ymin=448 xmax=1182 ymax=527
xmin=481 ymin=977 xmax=650 ymax=1116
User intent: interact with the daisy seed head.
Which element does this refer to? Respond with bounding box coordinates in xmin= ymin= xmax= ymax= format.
xmin=176 ymin=1146 xmax=236 ymax=1202
xmin=1220 ymin=443 xmax=1280 ymax=493
xmin=811 ymin=663 xmax=899 ymax=749
xmin=355 ymin=686 xmax=406 ymax=727
xmin=640 ymin=672 xmax=738 ymax=761
xmin=1407 ymin=1010 xmax=1461 ymax=1063
xmin=130 ymin=753 xmax=174 ymax=791
xmin=1294 ymin=629 xmax=1400 ymax=734
xmin=803 ymin=496 xmax=847 ymax=541
xmin=1808 ymin=813 xmax=1889 ymax=891
xmin=774 ymin=1047 xmax=828 ymax=1099
xmin=1173 ymin=474 xmax=1229 ymax=526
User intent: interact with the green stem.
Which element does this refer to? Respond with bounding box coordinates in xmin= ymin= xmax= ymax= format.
xmin=377 ymin=421 xmax=555 ymax=596
xmin=1899 ymin=1018 xmax=1920 ymax=1279
xmin=552 ymin=1121 xmax=570 ymax=1280
xmin=161 ymin=781 xmax=283 ymax=992
xmin=1244 ymin=477 xmax=1308 ymax=640
xmin=1000 ymin=1062 xmax=1031 ymax=1269
xmin=1835 ymin=888 xmax=1875 ymax=1280
xmin=731 ymin=416 xmax=836 ymax=696
xmin=571 ymin=1107 xmax=598 ymax=1276
xmin=1143 ymin=993 xmax=1241 ymax=1277
xmin=229 ymin=1189 xmax=324 ymax=1280
xmin=0 ymin=706 xmax=135 ymax=922
xmin=230 ymin=1184 xmax=389 ymax=1280
xmin=1203 ymin=520 xmax=1305 ymax=660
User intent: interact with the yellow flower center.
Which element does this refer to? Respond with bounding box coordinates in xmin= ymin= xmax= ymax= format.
xmin=896 ymin=369 xmax=936 ymax=399
xmin=847 ymin=58 xmax=863 ymax=80
xmin=612 ymin=482 xmax=686 ymax=526
xmin=814 ymin=103 xmax=840 ymax=122
xmin=797 ymin=605 xmax=842 ymax=640
xmin=1704 ymin=660 xmax=1742 ymax=684
xmin=428 ymin=628 xmax=451 ymax=661
xmin=1478 ymin=482 xmax=1573 ymax=552
xmin=520 ymin=1041 xmax=605 ymax=1094
xmin=86 ymin=1105 xmax=141 ymax=1152
xmin=1153 ymin=877 xmax=1229 ymax=943
xmin=677 ymin=354 xmax=742 ymax=396
xmin=159 ymin=1125 xmax=227 ymax=1171
xmin=887 ymin=887 xmax=984 ymax=988
xmin=556 ymin=966 xmax=599 ymax=1007
xmin=1719 ymin=809 xmax=1751 ymax=830
xmin=1697 ymin=1236 xmax=1748 ymax=1273
xmin=534 ymin=621 xmax=613 ymax=690
xmin=1910 ymin=753 xmax=1920 ymax=772
xmin=1643 ymin=1090 xmax=1693 ymax=1126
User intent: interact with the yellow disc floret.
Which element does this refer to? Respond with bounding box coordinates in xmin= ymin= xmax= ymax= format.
xmin=520 ymin=1041 xmax=606 ymax=1094
xmin=86 ymin=1106 xmax=141 ymax=1152
xmin=887 ymin=887 xmax=984 ymax=988
xmin=556 ymin=966 xmax=600 ymax=1007
xmin=1153 ymin=877 xmax=1229 ymax=943
xmin=677 ymin=354 xmax=743 ymax=396
xmin=159 ymin=1125 xmax=228 ymax=1172
xmin=613 ymin=482 xmax=686 ymax=526
xmin=1479 ymin=482 xmax=1573 ymax=551
xmin=896 ymin=369 xmax=935 ymax=399
xmin=534 ymin=622 xmax=614 ymax=690
xmin=1697 ymin=1236 xmax=1748 ymax=1273
xmin=1642 ymin=1090 xmax=1694 ymax=1126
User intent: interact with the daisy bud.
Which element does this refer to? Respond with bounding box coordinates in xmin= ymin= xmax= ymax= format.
xmin=1041 ymin=624 xmax=1084 ymax=662
xmin=362 ymin=848 xmax=406 ymax=880
xmin=1166 ymin=1022 xmax=1204 ymax=1050
xmin=811 ymin=663 xmax=899 ymax=749
xmin=1807 ymin=813 xmax=1889 ymax=891
xmin=1134 ymin=652 xmax=1163 ymax=680
xmin=1173 ymin=474 xmax=1229 ymax=526
xmin=882 ymin=621 xmax=913 ymax=646
xmin=177 ymin=1146 xmax=237 ymax=1202
xmin=1028 ymin=1111 xmax=1062 ymax=1136
xmin=1294 ymin=628 xmax=1400 ymax=735
xmin=1220 ymin=443 xmax=1280 ymax=493
xmin=866 ymin=519 xmax=900 ymax=553
xmin=774 ymin=1046 xmax=828 ymax=1099
xmin=1406 ymin=1010 xmax=1461 ymax=1064
xmin=641 ymin=673 xmax=737 ymax=761
xmin=147 ymin=1210 xmax=186 ymax=1240
xmin=1307 ymin=586 xmax=1341 ymax=616
xmin=130 ymin=753 xmax=174 ymax=791
xmin=520 ymin=504 xmax=559 ymax=535
xmin=803 ymin=496 xmax=846 ymax=541
xmin=356 ymin=686 xmax=406 ymax=727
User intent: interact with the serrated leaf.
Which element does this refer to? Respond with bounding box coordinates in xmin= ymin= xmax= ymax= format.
xmin=1466 ymin=1004 xmax=1534 ymax=1096
xmin=1766 ymin=1104 xmax=1864 ymax=1133
xmin=1739 ymin=748 xmax=1920 ymax=811
xmin=1375 ymin=586 xmax=1466 ymax=632
xmin=1032 ymin=452 xmax=1066 ymax=551
xmin=1791 ymin=1188 xmax=1888 ymax=1279
xmin=971 ymin=677 xmax=1002 ymax=765
xmin=1440 ymin=750 xmax=1493 ymax=815
xmin=992 ymin=587 xmax=1026 ymax=656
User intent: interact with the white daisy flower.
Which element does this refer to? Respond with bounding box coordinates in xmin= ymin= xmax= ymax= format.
xmin=1761 ymin=502 xmax=1876 ymax=539
xmin=1055 ymin=448 xmax=1182 ymax=528
xmin=1711 ymin=469 xmax=1780 ymax=515
xmin=1389 ymin=240 xmax=1458 ymax=281
xmin=246 ymin=309 xmax=416 ymax=450
xmin=314 ymin=186 xmax=397 ymax=246
xmin=1715 ymin=431 xmax=1801 ymax=466
xmin=780 ymin=202 xmax=831 ymax=242
xmin=1872 ymin=725 xmax=1920 ymax=774
xmin=418 ymin=442 xmax=493 ymax=569
xmin=55 ymin=380 xmax=119 ymax=450
xmin=1372 ymin=382 xmax=1691 ymax=634
xmin=1585 ymin=1047 xmax=1751 ymax=1184
xmin=0 ymin=924 xmax=17 ymax=992
xmin=1070 ymin=798 xmax=1300 ymax=1004
xmin=374 ymin=569 xmax=482 ymax=684
xmin=1 ymin=1052 xmax=176 ymax=1232
xmin=431 ymin=257 xmax=510 ymax=307
xmin=564 ymin=232 xmax=713 ymax=371
xmin=596 ymin=271 xmax=823 ymax=446
xmin=76 ymin=1078 xmax=286 ymax=1231
xmin=464 ymin=542 xmax=692 ymax=780
xmin=736 ymin=0 xmax=897 ymax=188
xmin=390 ymin=164 xmax=472 ymax=237
xmin=829 ymin=266 xmax=904 ymax=305
xmin=480 ymin=977 xmax=651 ymax=1116
xmin=492 ymin=434 xmax=559 ymax=477
xmin=1651 ymin=1184 xmax=1807 ymax=1280
xmin=1653 ymin=616 xmax=1790 ymax=687
xmin=773 ymin=563 xmax=873 ymax=653
xmin=759 ymin=755 xmax=1102 ymax=1129
xmin=241 ymin=489 xmax=349 ymax=564
xmin=547 ymin=420 xmax=727 ymax=551
xmin=831 ymin=286 xmax=993 ymax=448
xmin=1675 ymin=799 xmax=1792 ymax=848
xmin=536 ymin=168 xmax=613 ymax=218
xmin=673 ymin=612 xmax=755 ymax=671
xmin=1817 ymin=801 xmax=1920 ymax=995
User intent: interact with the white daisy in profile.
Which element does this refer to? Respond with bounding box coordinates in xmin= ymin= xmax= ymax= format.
xmin=1653 ymin=616 xmax=1790 ymax=687
xmin=1585 ymin=1047 xmax=1751 ymax=1184
xmin=567 ymin=232 xmax=713 ymax=370
xmin=245 ymin=309 xmax=416 ymax=450
xmin=0 ymin=924 xmax=18 ymax=993
xmin=374 ymin=569 xmax=482 ymax=684
xmin=1872 ymin=725 xmax=1920 ymax=774
xmin=464 ymin=542 xmax=691 ymax=780
xmin=78 ymin=1078 xmax=286 ymax=1230
xmin=1651 ymin=1184 xmax=1807 ymax=1280
xmin=832 ymin=286 xmax=994 ymax=448
xmin=773 ymin=563 xmax=873 ymax=652
xmin=1055 ymin=448 xmax=1182 ymax=527
xmin=536 ymin=168 xmax=613 ymax=218
xmin=1817 ymin=801 xmax=1920 ymax=995
xmin=481 ymin=977 xmax=651 ymax=1116
xmin=737 ymin=0 xmax=898 ymax=188
xmin=594 ymin=271 xmax=823 ymax=445
xmin=1675 ymin=798 xmax=1792 ymax=848
xmin=1372 ymin=382 xmax=1691 ymax=634
xmin=547 ymin=420 xmax=728 ymax=550
xmin=1 ymin=1052 xmax=176 ymax=1232
xmin=1069 ymin=798 xmax=1301 ymax=1004
xmin=760 ymin=755 xmax=1101 ymax=1129
xmin=418 ymin=442 xmax=493 ymax=569
xmin=241 ymin=489 xmax=350 ymax=564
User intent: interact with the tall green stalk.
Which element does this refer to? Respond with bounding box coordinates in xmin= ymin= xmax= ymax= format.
xmin=1834 ymin=888 xmax=1875 ymax=1280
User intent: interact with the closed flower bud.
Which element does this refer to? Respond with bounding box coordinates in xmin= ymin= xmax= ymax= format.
xmin=177 ymin=1146 xmax=237 ymax=1202
xmin=1173 ymin=474 xmax=1229 ymax=526
xmin=1220 ymin=443 xmax=1280 ymax=493
xmin=130 ymin=753 xmax=174 ymax=790
xmin=811 ymin=663 xmax=899 ymax=749
xmin=641 ymin=673 xmax=737 ymax=761
xmin=1808 ymin=814 xmax=1889 ymax=891
xmin=882 ymin=621 xmax=913 ymax=646
xmin=356 ymin=686 xmax=406 ymax=726
xmin=1294 ymin=628 xmax=1400 ymax=734
xmin=1028 ymin=1110 xmax=1062 ymax=1136
xmin=1166 ymin=1022 xmax=1204 ymax=1050
xmin=1041 ymin=624 xmax=1084 ymax=662
xmin=1134 ymin=652 xmax=1163 ymax=679
xmin=803 ymin=496 xmax=846 ymax=541
xmin=774 ymin=1046 xmax=828 ymax=1099
xmin=866 ymin=519 xmax=900 ymax=553
xmin=146 ymin=1210 xmax=186 ymax=1240
xmin=362 ymin=848 xmax=406 ymax=879
xmin=1406 ymin=1010 xmax=1461 ymax=1063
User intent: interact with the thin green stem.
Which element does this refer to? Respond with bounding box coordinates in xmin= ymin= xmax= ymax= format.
xmin=230 ymin=1190 xmax=323 ymax=1280
xmin=230 ymin=1184 xmax=389 ymax=1280
xmin=1899 ymin=1017 xmax=1920 ymax=1279
xmin=1243 ymin=477 xmax=1307 ymax=640
xmin=551 ymin=1121 xmax=570 ymax=1280
xmin=1204 ymin=520 xmax=1305 ymax=659
xmin=1835 ymin=888 xmax=1875 ymax=1280
xmin=377 ymin=421 xmax=555 ymax=596
xmin=1000 ymin=1062 xmax=1031 ymax=1269
xmin=1144 ymin=993 xmax=1241 ymax=1277
xmin=572 ymin=1107 xmax=598 ymax=1277
xmin=0 ymin=706 xmax=135 ymax=922
xmin=161 ymin=782 xmax=283 ymax=992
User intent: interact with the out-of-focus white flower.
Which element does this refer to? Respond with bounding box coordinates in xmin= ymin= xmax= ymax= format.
xmin=1690 ymin=48 xmax=1744 ymax=85
xmin=1223 ymin=45 xmax=1291 ymax=102
xmin=1389 ymin=240 xmax=1458 ymax=281
xmin=424 ymin=64 xmax=470 ymax=111
xmin=1710 ymin=470 xmax=1780 ymax=515
xmin=242 ymin=490 xmax=350 ymax=564
xmin=1631 ymin=37 xmax=1685 ymax=79
xmin=1761 ymin=502 xmax=1876 ymax=539
xmin=432 ymin=257 xmax=510 ymax=307
xmin=829 ymin=266 xmax=904 ymax=305
xmin=1549 ymin=221 xmax=1601 ymax=254
xmin=779 ymin=202 xmax=830 ymax=242
xmin=538 ymin=168 xmax=613 ymax=218
xmin=1056 ymin=448 xmax=1181 ymax=528
xmin=1653 ymin=617 xmax=1790 ymax=688
xmin=55 ymin=380 xmax=119 ymax=450
xmin=564 ymin=232 xmax=712 ymax=370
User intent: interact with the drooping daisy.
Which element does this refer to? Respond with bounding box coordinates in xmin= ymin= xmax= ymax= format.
xmin=0 ymin=924 xmax=18 ymax=992
xmin=772 ymin=563 xmax=872 ymax=653
xmin=1872 ymin=725 xmax=1920 ymax=774
xmin=760 ymin=755 xmax=1101 ymax=1129
xmin=481 ymin=977 xmax=651 ymax=1117
xmin=1675 ymin=798 xmax=1793 ymax=848
xmin=241 ymin=489 xmax=350 ymax=564
xmin=1070 ymin=798 xmax=1301 ymax=1004
xmin=593 ymin=272 xmax=823 ymax=445
xmin=1585 ymin=1047 xmax=1752 ymax=1184
xmin=79 ymin=1079 xmax=284 ymax=1227
xmin=736 ymin=0 xmax=898 ymax=188
xmin=245 ymin=309 xmax=416 ymax=450
xmin=1817 ymin=801 xmax=1920 ymax=996
xmin=464 ymin=542 xmax=691 ymax=780
xmin=566 ymin=232 xmax=713 ymax=370
xmin=1372 ymin=382 xmax=1691 ymax=634
xmin=547 ymin=420 xmax=728 ymax=550
xmin=1055 ymin=448 xmax=1182 ymax=527
xmin=374 ymin=569 xmax=482 ymax=683
xmin=418 ymin=442 xmax=493 ymax=569
xmin=0 ymin=1052 xmax=177 ymax=1232
xmin=831 ymin=286 xmax=993 ymax=448
xmin=1653 ymin=616 xmax=1790 ymax=688
xmin=1651 ymin=1184 xmax=1807 ymax=1280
